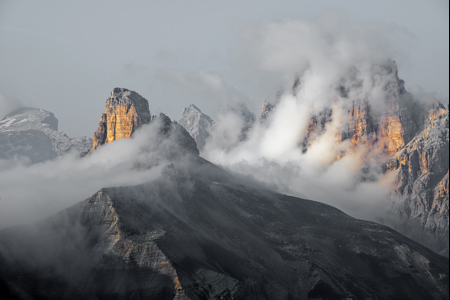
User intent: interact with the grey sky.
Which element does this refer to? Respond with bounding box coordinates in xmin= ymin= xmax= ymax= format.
xmin=0 ymin=0 xmax=448 ymax=137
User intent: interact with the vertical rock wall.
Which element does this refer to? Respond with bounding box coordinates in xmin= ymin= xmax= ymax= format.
xmin=92 ymin=88 xmax=151 ymax=151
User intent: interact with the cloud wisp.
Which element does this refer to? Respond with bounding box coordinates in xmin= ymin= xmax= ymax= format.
xmin=0 ymin=120 xmax=180 ymax=229
xmin=190 ymin=13 xmax=415 ymax=221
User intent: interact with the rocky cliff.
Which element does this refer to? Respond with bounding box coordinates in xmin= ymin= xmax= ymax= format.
xmin=385 ymin=104 xmax=449 ymax=256
xmin=335 ymin=62 xmax=419 ymax=156
xmin=256 ymin=61 xmax=449 ymax=256
xmin=92 ymin=88 xmax=151 ymax=151
xmin=91 ymin=88 xmax=198 ymax=158
xmin=179 ymin=105 xmax=214 ymax=152
xmin=0 ymin=157 xmax=448 ymax=299
xmin=0 ymin=107 xmax=92 ymax=163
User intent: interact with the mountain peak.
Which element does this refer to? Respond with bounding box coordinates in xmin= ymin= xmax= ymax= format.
xmin=91 ymin=89 xmax=199 ymax=157
xmin=0 ymin=107 xmax=92 ymax=163
xmin=110 ymin=87 xmax=130 ymax=96
xmin=179 ymin=104 xmax=215 ymax=152
xmin=92 ymin=88 xmax=151 ymax=151
xmin=155 ymin=113 xmax=200 ymax=156
xmin=1 ymin=107 xmax=58 ymax=132
xmin=183 ymin=104 xmax=202 ymax=113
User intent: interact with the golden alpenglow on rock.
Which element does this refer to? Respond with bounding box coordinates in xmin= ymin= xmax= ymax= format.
xmin=384 ymin=105 xmax=449 ymax=255
xmin=92 ymin=88 xmax=151 ymax=151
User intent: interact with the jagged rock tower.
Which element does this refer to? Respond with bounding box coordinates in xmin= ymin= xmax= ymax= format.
xmin=92 ymin=88 xmax=151 ymax=151
xmin=179 ymin=104 xmax=215 ymax=152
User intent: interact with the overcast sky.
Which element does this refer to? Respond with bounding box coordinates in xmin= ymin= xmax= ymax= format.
xmin=0 ymin=0 xmax=448 ymax=137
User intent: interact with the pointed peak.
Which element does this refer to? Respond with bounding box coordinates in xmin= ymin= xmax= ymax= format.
xmin=183 ymin=104 xmax=203 ymax=115
xmin=111 ymin=87 xmax=130 ymax=96
xmin=92 ymin=88 xmax=151 ymax=151
xmin=189 ymin=104 xmax=201 ymax=111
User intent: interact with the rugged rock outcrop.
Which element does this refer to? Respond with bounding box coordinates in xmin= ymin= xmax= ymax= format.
xmin=260 ymin=101 xmax=275 ymax=123
xmin=90 ymin=88 xmax=198 ymax=158
xmin=179 ymin=105 xmax=214 ymax=152
xmin=0 ymin=107 xmax=92 ymax=163
xmin=385 ymin=105 xmax=449 ymax=256
xmin=0 ymin=157 xmax=448 ymax=299
xmin=261 ymin=61 xmax=420 ymax=158
xmin=92 ymin=88 xmax=151 ymax=151
xmin=158 ymin=113 xmax=200 ymax=158
xmin=336 ymin=62 xmax=419 ymax=156
xmin=256 ymin=61 xmax=449 ymax=257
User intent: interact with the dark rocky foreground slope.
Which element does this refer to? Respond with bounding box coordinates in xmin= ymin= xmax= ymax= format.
xmin=0 ymin=156 xmax=448 ymax=300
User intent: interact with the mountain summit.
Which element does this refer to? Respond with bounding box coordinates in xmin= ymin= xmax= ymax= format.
xmin=179 ymin=104 xmax=215 ymax=152
xmin=0 ymin=107 xmax=92 ymax=163
xmin=92 ymin=88 xmax=151 ymax=151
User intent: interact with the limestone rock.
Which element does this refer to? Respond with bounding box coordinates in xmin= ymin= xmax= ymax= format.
xmin=179 ymin=105 xmax=214 ymax=152
xmin=92 ymin=88 xmax=151 ymax=150
xmin=385 ymin=108 xmax=449 ymax=256
xmin=260 ymin=101 xmax=275 ymax=123
xmin=91 ymin=89 xmax=199 ymax=160
xmin=302 ymin=108 xmax=333 ymax=151
xmin=337 ymin=62 xmax=419 ymax=156
xmin=0 ymin=107 xmax=92 ymax=163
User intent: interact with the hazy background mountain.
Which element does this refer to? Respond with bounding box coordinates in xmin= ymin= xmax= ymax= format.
xmin=0 ymin=108 xmax=92 ymax=163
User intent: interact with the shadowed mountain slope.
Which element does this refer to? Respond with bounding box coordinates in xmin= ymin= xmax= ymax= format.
xmin=0 ymin=156 xmax=448 ymax=300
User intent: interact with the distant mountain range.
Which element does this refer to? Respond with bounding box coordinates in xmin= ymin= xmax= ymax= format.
xmin=0 ymin=88 xmax=448 ymax=299
xmin=0 ymin=107 xmax=92 ymax=163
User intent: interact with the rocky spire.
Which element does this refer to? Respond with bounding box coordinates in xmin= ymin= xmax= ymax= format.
xmin=92 ymin=88 xmax=151 ymax=151
xmin=179 ymin=104 xmax=215 ymax=152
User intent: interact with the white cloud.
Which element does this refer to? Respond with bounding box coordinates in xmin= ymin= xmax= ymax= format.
xmin=198 ymin=12 xmax=410 ymax=221
xmin=0 ymin=120 xmax=178 ymax=229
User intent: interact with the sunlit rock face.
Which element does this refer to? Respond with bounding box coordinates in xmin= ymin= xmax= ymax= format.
xmin=280 ymin=61 xmax=421 ymax=158
xmin=91 ymin=88 xmax=199 ymax=159
xmin=92 ymin=88 xmax=151 ymax=150
xmin=336 ymin=62 xmax=418 ymax=156
xmin=258 ymin=61 xmax=449 ymax=256
xmin=385 ymin=107 xmax=449 ymax=256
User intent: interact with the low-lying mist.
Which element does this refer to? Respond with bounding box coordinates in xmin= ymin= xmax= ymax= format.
xmin=0 ymin=119 xmax=181 ymax=230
